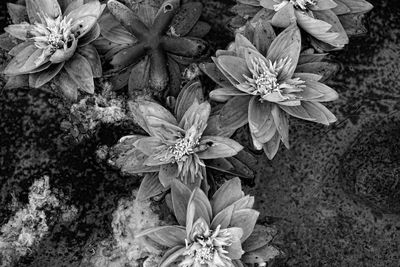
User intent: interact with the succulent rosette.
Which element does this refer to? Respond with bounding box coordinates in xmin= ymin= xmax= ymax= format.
xmin=201 ymin=23 xmax=339 ymax=159
xmin=232 ymin=0 xmax=373 ymax=51
xmin=107 ymin=82 xmax=243 ymax=193
xmin=137 ymin=178 xmax=280 ymax=266
xmin=94 ymin=0 xmax=209 ymax=95
xmin=1 ymin=0 xmax=105 ymax=100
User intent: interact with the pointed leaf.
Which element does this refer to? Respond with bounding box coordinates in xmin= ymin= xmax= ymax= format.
xmin=53 ymin=69 xmax=78 ymax=101
xmin=263 ymin=131 xmax=281 ymax=160
xmin=170 ymin=2 xmax=202 ymax=36
xmin=29 ymin=62 xmax=64 ymax=88
xmin=197 ymin=136 xmax=243 ymax=159
xmin=78 ymin=44 xmax=102 ymax=78
xmin=211 ymin=204 xmax=234 ymax=229
xmin=137 ymin=173 xmax=165 ymax=201
xmin=64 ymin=53 xmax=94 ymax=94
xmin=211 ymin=177 xmax=244 ymax=215
xmin=188 ymin=188 xmax=212 ymax=225
xmin=7 ymin=3 xmax=28 ymax=24
xmin=137 ymin=225 xmax=186 ymax=247
xmin=230 ymin=209 xmax=259 ymax=241
xmin=159 ymin=246 xmax=186 ymax=267
xmin=175 ymin=80 xmax=204 ymax=122
xmin=219 ymin=95 xmax=251 ymax=130
xmin=171 ymin=179 xmax=192 ymax=226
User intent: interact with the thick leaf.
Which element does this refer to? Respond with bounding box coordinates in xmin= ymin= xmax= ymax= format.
xmin=159 ymin=246 xmax=186 ymax=267
xmin=153 ymin=0 xmax=180 ymax=35
xmin=303 ymin=80 xmax=339 ymax=102
xmin=26 ymin=0 xmax=61 ymax=22
xmin=197 ymin=136 xmax=243 ymax=159
xmin=159 ymin=163 xmax=179 ymax=187
xmin=242 ymin=224 xmax=276 ymax=252
xmin=4 ymin=23 xmax=31 ymax=41
xmin=0 ymin=33 xmax=19 ymax=51
xmin=253 ymin=20 xmax=275 ymax=56
xmin=170 ymin=2 xmax=202 ymax=36
xmin=110 ymin=43 xmax=146 ymax=70
xmin=295 ymin=62 xmax=339 ymax=82
xmin=230 ymin=209 xmax=259 ymax=241
xmin=29 ymin=62 xmax=64 ymax=88
xmin=63 ymin=0 xmax=84 ymax=16
xmin=167 ymin=57 xmax=181 ymax=97
xmin=225 ymin=227 xmax=245 ymax=259
xmin=171 ymin=179 xmax=192 ymax=226
xmin=175 ymin=80 xmax=204 ymax=122
xmin=78 ymin=22 xmax=101 ymax=47
xmin=98 ymin=13 xmax=137 ymax=44
xmin=217 ymin=55 xmax=251 ymax=85
xmin=64 ymin=53 xmax=94 ymax=94
xmin=78 ymin=45 xmax=102 ymax=78
xmin=271 ymin=105 xmax=289 ymax=149
xmin=149 ymin=48 xmax=169 ymax=92
xmin=3 ymin=45 xmax=40 ymax=75
xmin=311 ymin=0 xmax=338 ymax=11
xmin=107 ymin=0 xmax=149 ymax=38
xmin=8 ymin=41 xmax=33 ymax=57
xmin=271 ymin=2 xmax=295 ymax=28
xmin=128 ymin=56 xmax=151 ymax=94
xmin=343 ymin=0 xmax=373 ymax=13
xmin=301 ymin=101 xmax=336 ymax=125
xmin=313 ymin=10 xmax=349 ymax=47
xmin=137 ymin=173 xmax=165 ymax=201
xmin=209 ymin=87 xmax=247 ymax=102
xmin=53 ymin=70 xmax=78 ymax=101
xmin=179 ymin=100 xmax=210 ymax=131
xmin=3 ymin=75 xmax=29 ymax=90
xmin=248 ymin=97 xmax=276 ymax=147
xmin=242 ymin=245 xmax=282 ymax=264
xmin=162 ymin=36 xmax=207 ymax=58
xmin=187 ymin=21 xmax=211 ymax=38
xmin=211 ymin=177 xmax=243 ymax=215
xmin=49 ymin=37 xmax=78 ymax=63
xmin=136 ymin=225 xmax=186 ymax=247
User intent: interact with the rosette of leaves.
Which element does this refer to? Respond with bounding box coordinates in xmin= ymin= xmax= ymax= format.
xmin=0 ymin=0 xmax=105 ymax=100
xmin=231 ymin=0 xmax=373 ymax=51
xmin=137 ymin=178 xmax=281 ymax=266
xmin=94 ymin=0 xmax=209 ymax=95
xmin=201 ymin=23 xmax=339 ymax=159
xmin=107 ymin=82 xmax=243 ymax=196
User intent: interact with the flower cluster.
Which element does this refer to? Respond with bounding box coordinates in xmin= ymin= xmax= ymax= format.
xmin=232 ymin=0 xmax=373 ymax=51
xmin=2 ymin=0 xmax=105 ymax=100
xmin=137 ymin=178 xmax=281 ymax=267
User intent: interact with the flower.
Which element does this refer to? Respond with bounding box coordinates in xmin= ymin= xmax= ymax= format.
xmin=231 ymin=0 xmax=373 ymax=51
xmin=107 ymin=81 xmax=243 ymax=191
xmin=1 ymin=0 xmax=105 ymax=100
xmin=201 ymin=23 xmax=339 ymax=159
xmin=94 ymin=0 xmax=209 ymax=95
xmin=137 ymin=178 xmax=280 ymax=266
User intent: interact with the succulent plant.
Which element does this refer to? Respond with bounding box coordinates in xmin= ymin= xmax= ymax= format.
xmin=95 ymin=0 xmax=209 ymax=96
xmin=231 ymin=0 xmax=373 ymax=51
xmin=107 ymin=81 xmax=243 ymax=195
xmin=1 ymin=0 xmax=105 ymax=100
xmin=137 ymin=178 xmax=281 ymax=266
xmin=201 ymin=23 xmax=339 ymax=159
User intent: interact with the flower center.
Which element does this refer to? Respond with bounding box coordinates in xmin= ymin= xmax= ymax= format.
xmin=290 ymin=0 xmax=317 ymax=10
xmin=31 ymin=15 xmax=73 ymax=51
xmin=194 ymin=246 xmax=214 ymax=264
xmin=244 ymin=57 xmax=281 ymax=97
xmin=169 ymin=137 xmax=199 ymax=162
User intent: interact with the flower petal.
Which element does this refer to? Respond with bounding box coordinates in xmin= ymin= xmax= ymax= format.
xmin=187 ymin=188 xmax=213 ymax=226
xmin=4 ymin=23 xmax=31 ymax=41
xmin=211 ymin=177 xmax=244 ymax=215
xmin=64 ymin=53 xmax=94 ymax=94
xmin=53 ymin=69 xmax=78 ymax=100
xmin=230 ymin=209 xmax=259 ymax=242
xmin=263 ymin=130 xmax=281 ymax=159
xmin=175 ymin=80 xmax=205 ymax=122
xmin=219 ymin=95 xmax=251 ymax=130
xmin=29 ymin=62 xmax=64 ymax=88
xmin=267 ymin=23 xmax=301 ymax=79
xmin=211 ymin=204 xmax=234 ymax=229
xmin=136 ymin=225 xmax=186 ymax=248
xmin=171 ymin=179 xmax=192 ymax=226
xmin=271 ymin=2 xmax=296 ymax=28
xmin=199 ymin=62 xmax=232 ymax=88
xmin=137 ymin=172 xmax=165 ymax=201
xmin=209 ymin=87 xmax=247 ymax=102
xmin=197 ymin=136 xmax=243 ymax=159
xmin=217 ymin=55 xmax=252 ymax=85
xmin=128 ymin=99 xmax=178 ymax=135
xmin=248 ymin=96 xmax=276 ymax=146
xmin=77 ymin=45 xmax=102 ymax=78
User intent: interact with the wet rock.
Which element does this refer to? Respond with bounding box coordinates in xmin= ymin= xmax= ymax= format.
xmin=340 ymin=117 xmax=400 ymax=214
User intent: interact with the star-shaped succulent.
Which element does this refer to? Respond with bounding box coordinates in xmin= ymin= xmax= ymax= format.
xmin=96 ymin=0 xmax=209 ymax=95
xmin=1 ymin=0 xmax=105 ymax=100
xmin=201 ymin=23 xmax=339 ymax=159
xmin=231 ymin=0 xmax=373 ymax=51
xmin=137 ymin=178 xmax=281 ymax=266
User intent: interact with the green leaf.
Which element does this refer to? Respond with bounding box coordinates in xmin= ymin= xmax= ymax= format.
xmin=137 ymin=173 xmax=165 ymax=201
xmin=219 ymin=95 xmax=251 ymax=130
xmin=128 ymin=56 xmax=151 ymax=94
xmin=64 ymin=53 xmax=94 ymax=94
xmin=50 ymin=36 xmax=78 ymax=63
xmin=211 ymin=177 xmax=244 ymax=215
xmin=248 ymin=97 xmax=276 ymax=146
xmin=209 ymin=87 xmax=247 ymax=102
xmin=26 ymin=0 xmax=61 ymax=22
xmin=199 ymin=62 xmax=232 ymax=88
xmin=303 ymin=80 xmax=339 ymax=102
xmin=271 ymin=2 xmax=295 ymax=28
xmin=78 ymin=23 xmax=101 ymax=47
xmin=187 ymin=188 xmax=212 ymax=226
xmin=242 ymin=224 xmax=276 ymax=252
xmin=53 ymin=69 xmax=78 ymax=101
xmin=170 ymin=2 xmax=202 ymax=36
xmin=242 ymin=245 xmax=282 ymax=264
xmin=171 ymin=179 xmax=192 ymax=226
xmin=197 ymin=136 xmax=243 ymax=159
xmin=7 ymin=3 xmax=27 ymax=24
xmin=159 ymin=246 xmax=186 ymax=267
xmin=3 ymin=75 xmax=29 ymax=90
xmin=225 ymin=227 xmax=245 ymax=259
xmin=159 ymin=163 xmax=179 ymax=188
xmin=78 ymin=45 xmax=102 ymax=78
xmin=110 ymin=43 xmax=146 ymax=70
xmin=217 ymin=55 xmax=251 ymax=85
xmin=311 ymin=0 xmax=338 ymax=10
xmin=136 ymin=225 xmax=186 ymax=248
xmin=179 ymin=101 xmax=210 ymax=132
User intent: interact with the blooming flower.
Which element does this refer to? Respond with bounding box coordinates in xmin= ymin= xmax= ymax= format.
xmin=137 ymin=178 xmax=280 ymax=266
xmin=1 ymin=0 xmax=105 ymax=100
xmin=201 ymin=23 xmax=339 ymax=159
xmin=107 ymin=82 xmax=243 ymax=191
xmin=232 ymin=0 xmax=373 ymax=51
xmin=94 ymin=0 xmax=209 ymax=95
